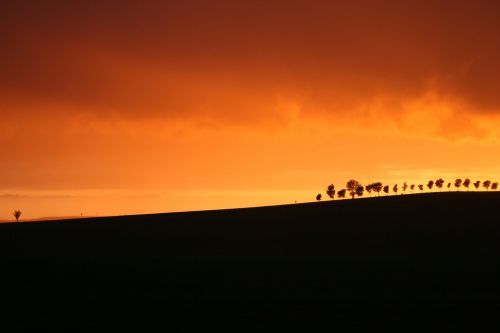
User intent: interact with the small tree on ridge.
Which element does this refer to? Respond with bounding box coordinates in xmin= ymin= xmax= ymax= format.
xmin=356 ymin=185 xmax=364 ymax=198
xmin=372 ymin=182 xmax=383 ymax=196
xmin=435 ymin=178 xmax=444 ymax=191
xmin=393 ymin=184 xmax=398 ymax=195
xmin=346 ymin=179 xmax=362 ymax=199
xmin=463 ymin=178 xmax=471 ymax=191
xmin=427 ymin=180 xmax=434 ymax=191
xmin=383 ymin=185 xmax=389 ymax=195
xmin=13 ymin=210 xmax=22 ymax=223
xmin=326 ymin=184 xmax=336 ymax=199
xmin=365 ymin=184 xmax=373 ymax=197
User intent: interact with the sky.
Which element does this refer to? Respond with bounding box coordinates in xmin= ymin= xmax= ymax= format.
xmin=2 ymin=0 xmax=500 ymax=219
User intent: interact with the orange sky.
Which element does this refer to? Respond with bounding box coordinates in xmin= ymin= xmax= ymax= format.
xmin=2 ymin=0 xmax=500 ymax=219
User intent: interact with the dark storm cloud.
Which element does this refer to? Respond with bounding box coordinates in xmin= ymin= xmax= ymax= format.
xmin=1 ymin=0 xmax=500 ymax=121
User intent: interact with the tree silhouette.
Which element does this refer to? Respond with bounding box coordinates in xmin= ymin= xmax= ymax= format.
xmin=383 ymin=185 xmax=389 ymax=195
xmin=326 ymin=184 xmax=335 ymax=199
xmin=365 ymin=184 xmax=373 ymax=197
xmin=318 ymin=177 xmax=499 ymax=202
xmin=372 ymin=182 xmax=383 ymax=196
xmin=355 ymin=185 xmax=364 ymax=198
xmin=13 ymin=210 xmax=22 ymax=223
xmin=463 ymin=178 xmax=471 ymax=191
xmin=435 ymin=178 xmax=444 ymax=191
xmin=346 ymin=179 xmax=362 ymax=199
xmin=473 ymin=180 xmax=481 ymax=190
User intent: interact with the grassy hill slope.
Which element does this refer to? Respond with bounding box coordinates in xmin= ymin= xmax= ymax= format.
xmin=1 ymin=192 xmax=499 ymax=329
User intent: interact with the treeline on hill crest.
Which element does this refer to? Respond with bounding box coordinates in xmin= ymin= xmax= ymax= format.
xmin=316 ymin=178 xmax=499 ymax=200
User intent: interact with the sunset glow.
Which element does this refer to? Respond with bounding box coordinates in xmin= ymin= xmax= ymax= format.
xmin=2 ymin=1 xmax=500 ymax=219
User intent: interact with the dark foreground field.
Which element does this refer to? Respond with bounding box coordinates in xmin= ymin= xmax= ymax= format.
xmin=1 ymin=192 xmax=500 ymax=330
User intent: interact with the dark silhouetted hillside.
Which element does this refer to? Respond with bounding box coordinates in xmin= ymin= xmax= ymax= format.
xmin=1 ymin=192 xmax=499 ymax=330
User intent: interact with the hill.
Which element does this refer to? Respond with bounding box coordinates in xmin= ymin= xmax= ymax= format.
xmin=1 ymin=192 xmax=499 ymax=330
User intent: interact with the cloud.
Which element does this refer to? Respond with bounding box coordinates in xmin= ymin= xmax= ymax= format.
xmin=1 ymin=0 xmax=500 ymax=131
